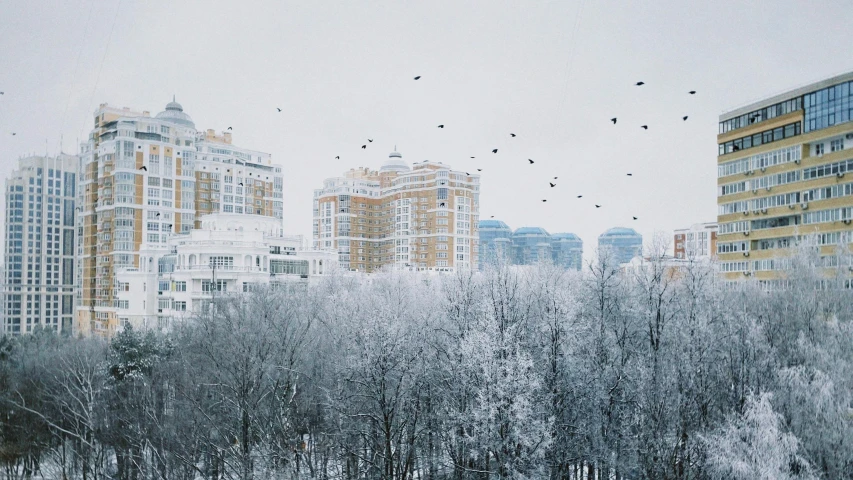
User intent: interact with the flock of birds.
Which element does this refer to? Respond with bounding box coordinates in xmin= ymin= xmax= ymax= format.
xmin=1 ymin=77 xmax=699 ymax=225
xmin=326 ymin=76 xmax=699 ymax=223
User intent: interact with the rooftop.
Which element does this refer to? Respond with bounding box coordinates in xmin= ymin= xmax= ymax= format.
xmin=513 ymin=227 xmax=550 ymax=236
xmin=479 ymin=219 xmax=511 ymax=229
xmin=599 ymin=227 xmax=641 ymax=238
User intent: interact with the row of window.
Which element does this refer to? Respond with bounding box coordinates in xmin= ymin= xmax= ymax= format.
xmin=719 ymin=97 xmax=802 ymax=134
xmin=718 ymin=122 xmax=801 ymax=156
xmin=718 ymin=145 xmax=802 ymax=178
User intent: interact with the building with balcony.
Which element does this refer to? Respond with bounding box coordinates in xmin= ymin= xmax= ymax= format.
xmin=77 ymin=99 xmax=284 ymax=337
xmin=313 ymin=151 xmax=480 ymax=273
xmin=113 ymin=214 xmax=335 ymax=331
xmin=717 ymin=72 xmax=853 ymax=281
xmin=598 ymin=227 xmax=643 ymax=264
xmin=674 ymin=222 xmax=718 ymax=259
xmin=3 ymin=155 xmax=78 ymax=335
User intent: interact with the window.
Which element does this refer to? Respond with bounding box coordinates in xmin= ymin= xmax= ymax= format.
xmin=209 ymin=256 xmax=234 ymax=267
xmin=831 ymin=139 xmax=844 ymax=152
xmin=201 ymin=280 xmax=227 ymax=292
xmin=173 ymin=301 xmax=187 ymax=311
xmin=815 ymin=143 xmax=825 ymax=155
xmin=174 ymin=281 xmax=186 ymax=292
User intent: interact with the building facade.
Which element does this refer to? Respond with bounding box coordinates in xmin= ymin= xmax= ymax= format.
xmin=478 ymin=219 xmax=513 ymax=267
xmin=717 ymin=72 xmax=853 ymax=281
xmin=313 ymin=151 xmax=480 ymax=273
xmin=674 ymin=222 xmax=718 ymax=259
xmin=598 ymin=227 xmax=643 ymax=264
xmin=511 ymin=227 xmax=552 ymax=265
xmin=77 ymin=100 xmax=283 ymax=337
xmin=551 ymin=232 xmax=584 ymax=270
xmin=112 ymin=214 xmax=335 ymax=331
xmin=4 ymin=155 xmax=78 ymax=335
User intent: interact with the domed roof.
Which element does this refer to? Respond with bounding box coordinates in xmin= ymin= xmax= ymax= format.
xmin=552 ymin=232 xmax=581 ymax=241
xmin=599 ymin=227 xmax=640 ymax=238
xmin=155 ymin=97 xmax=195 ymax=129
xmin=513 ymin=226 xmax=551 ymax=236
xmin=478 ymin=219 xmax=511 ymax=230
xmin=380 ymin=150 xmax=409 ymax=172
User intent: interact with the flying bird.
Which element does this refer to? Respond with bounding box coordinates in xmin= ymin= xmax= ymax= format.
xmin=554 ymin=177 xmax=558 ymax=179
xmin=595 ymin=204 xmax=601 ymax=208
xmin=542 ymin=199 xmax=547 ymax=202
xmin=689 ymin=90 xmax=696 ymax=95
xmin=510 ymin=133 xmax=516 ymax=137
xmin=368 ymin=139 xmax=373 ymax=143
xmin=238 ymin=182 xmax=243 ymax=186
xmin=139 ymin=166 xmax=147 ymax=171
xmin=636 ymin=81 xmax=645 ymax=86
xmin=335 ymin=156 xmax=340 ymax=159
xmin=611 ymin=117 xmax=617 ymax=124
xmin=276 ymin=108 xmax=281 ymax=112
xmin=361 ymin=145 xmax=367 ymax=149
xmin=155 ymin=212 xmax=160 ymax=217
xmin=477 ymin=168 xmax=482 ymax=171
xmin=414 ymin=76 xmax=421 ymax=80
xmin=227 ymin=127 xmax=232 ymax=130
xmin=633 ymin=216 xmax=638 ymax=220
xmin=627 ymin=173 xmax=632 ymax=176
xmin=683 ymin=116 xmax=689 ymax=121
xmin=465 ymin=172 xmax=470 ymax=175
xmin=641 ymin=125 xmax=648 ymax=130
xmin=492 ymin=149 xmax=498 ymax=154
xmin=11 ymin=133 xmax=15 ymax=136
xmin=490 ymin=215 xmax=495 ymax=218
xmin=0 ymin=91 xmax=4 ymax=95
xmin=577 ymin=195 xmax=583 ymax=198
xmin=549 ymin=182 xmax=556 ymax=187
xmin=437 ymin=125 xmax=444 ymax=128
xmin=471 ymin=156 xmax=475 ymax=159
xmin=528 ymin=159 xmax=534 ymax=164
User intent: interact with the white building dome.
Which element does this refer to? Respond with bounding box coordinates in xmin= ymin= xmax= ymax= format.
xmin=380 ymin=150 xmax=410 ymax=172
xmin=155 ymin=96 xmax=196 ymax=129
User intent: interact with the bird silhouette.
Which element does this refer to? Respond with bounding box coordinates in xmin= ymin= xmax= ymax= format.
xmin=633 ymin=216 xmax=638 ymax=220
xmin=542 ymin=199 xmax=547 ymax=202
xmin=492 ymin=149 xmax=498 ymax=154
xmin=553 ymin=177 xmax=558 ymax=179
xmin=335 ymin=156 xmax=340 ymax=159
xmin=139 ymin=166 xmax=147 ymax=171
xmin=683 ymin=116 xmax=689 ymax=121
xmin=361 ymin=145 xmax=367 ymax=149
xmin=238 ymin=182 xmax=243 ymax=186
xmin=490 ymin=215 xmax=495 ymax=218
xmin=11 ymin=133 xmax=15 ymax=136
xmin=611 ymin=117 xmax=617 ymax=124
xmin=595 ymin=204 xmax=601 ymax=208
xmin=155 ymin=212 xmax=160 ymax=217
xmin=0 ymin=91 xmax=4 ymax=95
xmin=368 ymin=139 xmax=373 ymax=143
xmin=689 ymin=90 xmax=696 ymax=95
xmin=549 ymin=182 xmax=556 ymax=187
xmin=510 ymin=133 xmax=516 ymax=137
xmin=577 ymin=195 xmax=583 ymax=198
xmin=465 ymin=172 xmax=470 ymax=175
xmin=414 ymin=76 xmax=421 ymax=80
xmin=641 ymin=125 xmax=648 ymax=130
xmin=470 ymin=156 xmax=475 ymax=159
xmin=528 ymin=159 xmax=534 ymax=164
xmin=276 ymin=108 xmax=281 ymax=112
xmin=227 ymin=127 xmax=232 ymax=131
xmin=477 ymin=169 xmax=482 ymax=171
xmin=627 ymin=173 xmax=632 ymax=176
xmin=437 ymin=125 xmax=444 ymax=128
xmin=636 ymin=81 xmax=645 ymax=86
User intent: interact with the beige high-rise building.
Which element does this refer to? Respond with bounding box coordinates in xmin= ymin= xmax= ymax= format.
xmin=313 ymin=151 xmax=480 ymax=273
xmin=77 ymin=99 xmax=282 ymax=337
xmin=716 ymin=72 xmax=853 ymax=282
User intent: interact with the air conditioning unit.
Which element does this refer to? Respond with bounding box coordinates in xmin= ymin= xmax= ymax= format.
xmin=743 ymin=231 xmax=750 ymax=236
xmin=801 ymin=202 xmax=809 ymax=210
xmin=743 ymin=251 xmax=750 ymax=257
xmin=788 ymin=204 xmax=796 ymax=209
xmin=846 ymin=133 xmax=853 ymax=140
xmin=753 ymin=210 xmax=761 ymax=215
xmin=743 ymin=271 xmax=752 ymax=276
xmin=766 ymin=186 xmax=772 ymax=192
xmin=760 ymin=208 xmax=768 ymax=214
xmin=748 ymin=170 xmax=755 ymax=175
xmin=794 ymin=159 xmax=801 ymax=164
xmin=844 ymin=219 xmax=852 ymax=225
xmin=752 ymin=189 xmax=759 ymax=194
xmin=743 ymin=211 xmax=750 ymax=216
xmin=837 ymin=172 xmax=845 ymax=178
xmin=760 ymin=167 xmax=766 ymax=172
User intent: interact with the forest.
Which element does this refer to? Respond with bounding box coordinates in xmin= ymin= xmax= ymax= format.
xmin=1 ymin=243 xmax=852 ymax=480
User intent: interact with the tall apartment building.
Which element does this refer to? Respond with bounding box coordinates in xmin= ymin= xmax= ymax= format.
xmin=717 ymin=72 xmax=853 ymax=281
xmin=674 ymin=222 xmax=718 ymax=259
xmin=598 ymin=227 xmax=643 ymax=264
xmin=313 ymin=151 xmax=480 ymax=273
xmin=77 ymin=99 xmax=283 ymax=337
xmin=4 ymin=155 xmax=78 ymax=335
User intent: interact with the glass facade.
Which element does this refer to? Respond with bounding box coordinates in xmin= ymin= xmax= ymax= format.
xmin=478 ymin=219 xmax=513 ymax=267
xmin=598 ymin=227 xmax=643 ymax=264
xmin=804 ymin=80 xmax=853 ymax=133
xmin=511 ymin=227 xmax=552 ymax=265
xmin=551 ymin=233 xmax=583 ymax=270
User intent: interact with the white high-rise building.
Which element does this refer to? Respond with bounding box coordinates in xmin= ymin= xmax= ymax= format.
xmin=78 ymin=99 xmax=284 ymax=337
xmin=4 ymin=155 xmax=78 ymax=335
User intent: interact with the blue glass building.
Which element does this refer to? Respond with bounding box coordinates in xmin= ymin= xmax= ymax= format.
xmin=478 ymin=219 xmax=513 ymax=267
xmin=551 ymin=232 xmax=583 ymax=270
xmin=598 ymin=227 xmax=643 ymax=264
xmin=511 ymin=227 xmax=552 ymax=265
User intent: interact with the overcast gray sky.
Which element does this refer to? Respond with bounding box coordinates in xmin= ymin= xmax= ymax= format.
xmin=1 ymin=0 xmax=851 ymax=261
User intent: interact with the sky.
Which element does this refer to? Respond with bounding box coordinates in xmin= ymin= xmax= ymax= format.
xmin=1 ymin=0 xmax=852 ymax=262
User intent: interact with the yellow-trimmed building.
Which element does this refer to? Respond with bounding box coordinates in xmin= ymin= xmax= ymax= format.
xmin=717 ymin=72 xmax=853 ymax=282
